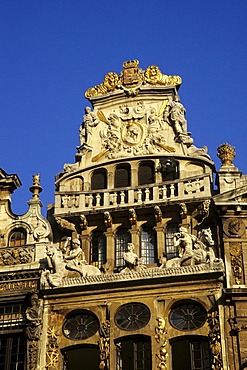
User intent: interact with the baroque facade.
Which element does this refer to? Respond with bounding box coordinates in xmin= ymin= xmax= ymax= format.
xmin=1 ymin=60 xmax=247 ymax=370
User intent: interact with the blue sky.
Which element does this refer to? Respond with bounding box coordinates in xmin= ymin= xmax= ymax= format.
xmin=1 ymin=0 xmax=247 ymax=215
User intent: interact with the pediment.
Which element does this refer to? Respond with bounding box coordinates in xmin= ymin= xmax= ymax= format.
xmin=214 ymin=185 xmax=247 ymax=204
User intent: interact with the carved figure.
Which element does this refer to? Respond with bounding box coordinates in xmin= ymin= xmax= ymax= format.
xmin=121 ymin=243 xmax=146 ymax=274
xmin=154 ymin=205 xmax=162 ymax=223
xmin=55 ymin=217 xmax=76 ymax=231
xmin=45 ymin=239 xmax=101 ymax=287
xmin=32 ymin=174 xmax=40 ymax=186
xmin=198 ymin=228 xmax=216 ymax=262
xmin=80 ymin=214 xmax=88 ymax=230
xmin=129 ymin=208 xmax=137 ymax=225
xmin=165 ymin=95 xmax=187 ymax=134
xmin=25 ymin=293 xmax=42 ymax=340
xmin=104 ymin=211 xmax=112 ymax=228
xmin=166 ymin=227 xmax=207 ymax=268
xmin=81 ymin=106 xmax=100 ymax=147
xmin=64 ymin=238 xmax=87 ymax=274
xmin=179 ymin=203 xmax=187 ymax=219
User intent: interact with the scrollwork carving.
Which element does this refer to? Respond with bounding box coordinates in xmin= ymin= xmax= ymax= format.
xmin=207 ymin=311 xmax=223 ymax=370
xmin=0 ymin=247 xmax=33 ymax=265
xmin=99 ymin=321 xmax=110 ymax=370
xmin=229 ymin=242 xmax=243 ymax=284
xmin=155 ymin=317 xmax=168 ymax=370
xmin=46 ymin=327 xmax=59 ymax=370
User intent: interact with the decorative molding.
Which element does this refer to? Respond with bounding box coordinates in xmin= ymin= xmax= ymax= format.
xmin=46 ymin=327 xmax=59 ymax=370
xmin=229 ymin=242 xmax=243 ymax=285
xmin=99 ymin=321 xmax=110 ymax=370
xmin=42 ymin=261 xmax=224 ymax=289
xmin=207 ymin=311 xmax=223 ymax=370
xmin=0 ymin=246 xmax=34 ymax=265
xmin=155 ymin=317 xmax=168 ymax=370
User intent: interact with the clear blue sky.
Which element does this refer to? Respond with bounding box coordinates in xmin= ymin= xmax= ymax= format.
xmin=1 ymin=0 xmax=247 ymax=215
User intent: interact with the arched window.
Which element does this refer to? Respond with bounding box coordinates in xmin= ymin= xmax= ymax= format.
xmin=90 ymin=231 xmax=106 ymax=269
xmin=165 ymin=223 xmax=179 ymax=260
xmin=8 ymin=228 xmax=27 ymax=247
xmin=115 ymin=335 xmax=151 ymax=370
xmin=91 ymin=169 xmax=107 ymax=190
xmin=138 ymin=161 xmax=155 ymax=186
xmin=170 ymin=336 xmax=211 ymax=370
xmin=115 ymin=228 xmax=131 ymax=268
xmin=140 ymin=227 xmax=157 ymax=264
xmin=115 ymin=164 xmax=131 ymax=188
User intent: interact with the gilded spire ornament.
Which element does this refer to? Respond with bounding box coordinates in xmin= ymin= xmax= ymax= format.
xmin=217 ymin=143 xmax=236 ymax=167
xmin=29 ymin=174 xmax=43 ymax=199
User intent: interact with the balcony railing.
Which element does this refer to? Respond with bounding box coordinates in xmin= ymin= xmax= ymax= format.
xmin=55 ymin=174 xmax=212 ymax=213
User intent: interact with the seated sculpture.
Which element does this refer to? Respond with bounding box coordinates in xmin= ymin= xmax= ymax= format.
xmin=44 ymin=238 xmax=101 ymax=287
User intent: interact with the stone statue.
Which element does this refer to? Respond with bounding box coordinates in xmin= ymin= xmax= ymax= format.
xmin=121 ymin=243 xmax=139 ymax=273
xmin=25 ymin=293 xmax=42 ymax=340
xmin=63 ymin=237 xmax=87 ymax=274
xmin=80 ymin=106 xmax=100 ymax=147
xmin=165 ymin=95 xmax=187 ymax=134
xmin=166 ymin=227 xmax=207 ymax=268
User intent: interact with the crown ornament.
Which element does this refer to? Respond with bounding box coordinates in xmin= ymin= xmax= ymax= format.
xmin=123 ymin=60 xmax=139 ymax=69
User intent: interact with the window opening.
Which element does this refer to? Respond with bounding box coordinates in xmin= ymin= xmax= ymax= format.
xmin=115 ymin=164 xmax=131 ymax=188
xmin=0 ymin=334 xmax=25 ymax=370
xmin=138 ymin=162 xmax=154 ymax=186
xmin=91 ymin=169 xmax=107 ymax=190
xmin=165 ymin=223 xmax=179 ymax=260
xmin=91 ymin=232 xmax=106 ymax=269
xmin=115 ymin=229 xmax=131 ymax=268
xmin=8 ymin=229 xmax=26 ymax=247
xmin=115 ymin=336 xmax=151 ymax=370
xmin=140 ymin=228 xmax=157 ymax=264
xmin=171 ymin=336 xmax=211 ymax=370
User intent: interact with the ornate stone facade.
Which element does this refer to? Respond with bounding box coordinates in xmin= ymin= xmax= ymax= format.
xmin=1 ymin=61 xmax=247 ymax=369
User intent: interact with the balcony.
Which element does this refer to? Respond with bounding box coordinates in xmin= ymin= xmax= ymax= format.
xmin=54 ymin=174 xmax=212 ymax=215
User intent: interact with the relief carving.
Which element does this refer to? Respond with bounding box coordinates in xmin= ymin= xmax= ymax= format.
xmin=229 ymin=242 xmax=243 ymax=285
xmin=43 ymin=238 xmax=101 ymax=287
xmin=155 ymin=317 xmax=168 ymax=370
xmin=0 ymin=247 xmax=33 ymax=265
xmin=99 ymin=321 xmax=110 ymax=370
xmin=46 ymin=327 xmax=59 ymax=370
xmin=85 ymin=61 xmax=182 ymax=98
xmin=223 ymin=218 xmax=245 ymax=238
xmin=207 ymin=311 xmax=223 ymax=370
xmin=165 ymin=227 xmax=217 ymax=268
xmin=25 ymin=293 xmax=42 ymax=370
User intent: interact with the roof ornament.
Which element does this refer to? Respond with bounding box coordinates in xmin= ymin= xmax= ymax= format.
xmin=85 ymin=61 xmax=182 ymax=98
xmin=217 ymin=143 xmax=236 ymax=167
xmin=29 ymin=174 xmax=43 ymax=199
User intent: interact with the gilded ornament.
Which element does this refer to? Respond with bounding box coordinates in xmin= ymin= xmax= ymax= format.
xmin=155 ymin=317 xmax=168 ymax=370
xmin=207 ymin=311 xmax=223 ymax=370
xmin=217 ymin=143 xmax=236 ymax=166
xmin=230 ymin=242 xmax=243 ymax=284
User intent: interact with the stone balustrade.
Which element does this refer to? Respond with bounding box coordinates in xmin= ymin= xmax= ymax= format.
xmin=55 ymin=174 xmax=211 ymax=213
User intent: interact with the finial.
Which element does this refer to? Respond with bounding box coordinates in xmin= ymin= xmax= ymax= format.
xmin=29 ymin=173 xmax=43 ymax=199
xmin=217 ymin=143 xmax=236 ymax=167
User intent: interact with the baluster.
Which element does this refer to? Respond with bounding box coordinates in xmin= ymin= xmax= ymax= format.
xmin=112 ymin=192 xmax=118 ymax=206
xmin=170 ymin=184 xmax=175 ymax=198
xmin=88 ymin=194 xmax=93 ymax=207
xmin=137 ymin=189 xmax=142 ymax=203
xmin=96 ymin=193 xmax=101 ymax=207
xmin=120 ymin=191 xmax=125 ymax=205
xmin=162 ymin=186 xmax=167 ymax=199
xmin=195 ymin=179 xmax=201 ymax=192
xmin=145 ymin=188 xmax=150 ymax=201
